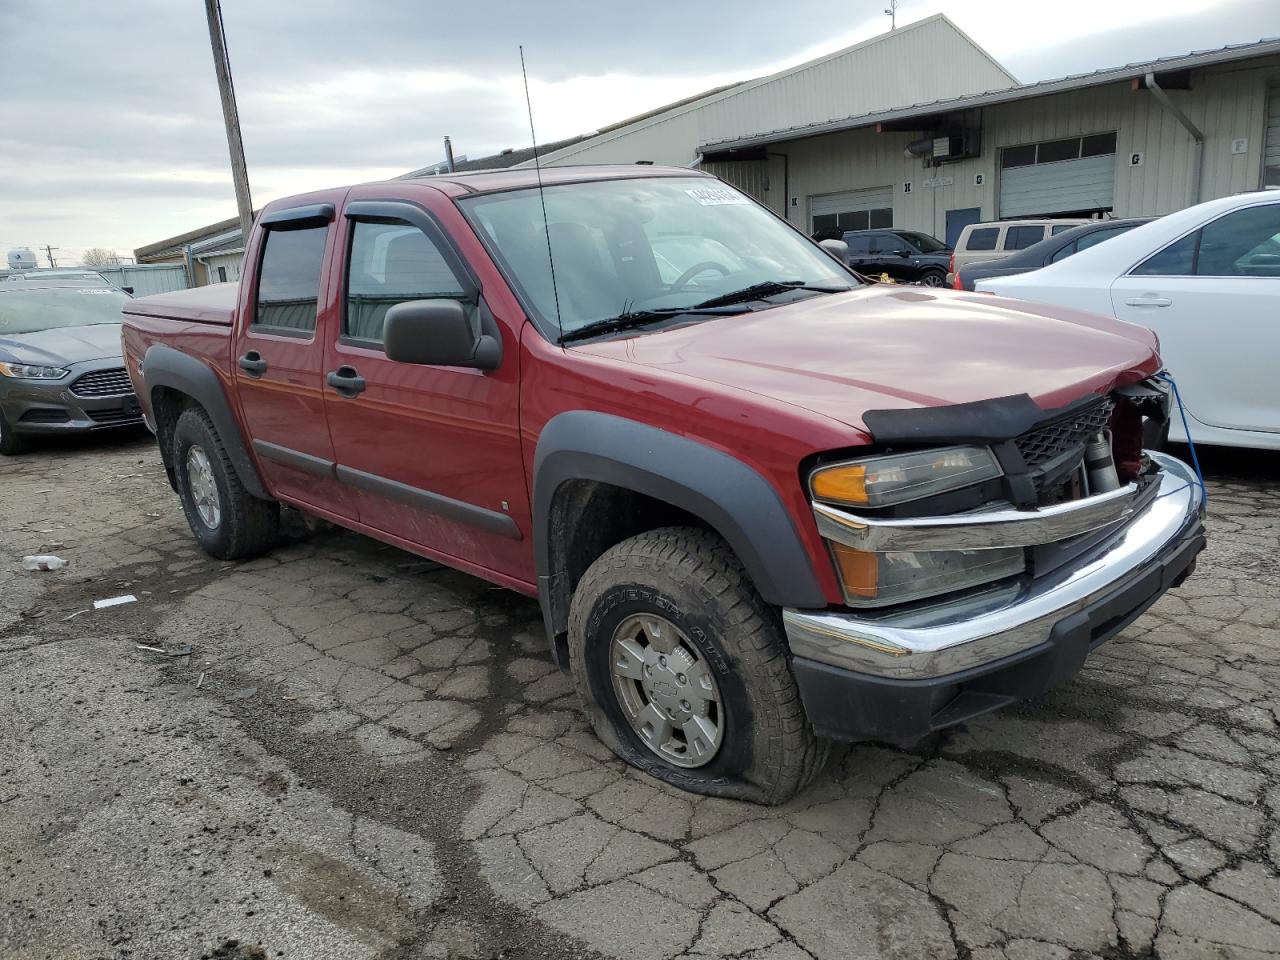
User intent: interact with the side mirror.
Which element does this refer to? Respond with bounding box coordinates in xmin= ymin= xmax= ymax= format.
xmin=383 ymin=299 xmax=501 ymax=370
xmin=819 ymin=238 xmax=850 ymax=263
xmin=121 ymin=286 xmax=135 ymax=295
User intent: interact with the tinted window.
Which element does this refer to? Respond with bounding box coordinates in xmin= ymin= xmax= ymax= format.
xmin=1195 ymin=204 xmax=1280 ymax=277
xmin=1038 ymin=138 xmax=1081 ymax=163
xmin=1005 ymin=225 xmax=1046 ymax=250
xmin=1050 ymin=223 xmax=1078 ymax=236
xmin=345 ymin=221 xmax=466 ymax=342
xmin=1049 ymin=242 xmax=1078 ymax=263
xmin=872 ymin=234 xmax=907 ymax=254
xmin=966 ymin=227 xmax=1000 ymax=251
xmin=845 ymin=235 xmax=872 ymax=256
xmin=1001 ymin=145 xmax=1036 ymax=169
xmin=897 ymin=231 xmax=947 ymax=253
xmin=1132 ymin=232 xmax=1198 ymax=276
xmin=255 ymin=227 xmax=327 ymax=332
xmin=1075 ymin=225 xmax=1129 ymax=252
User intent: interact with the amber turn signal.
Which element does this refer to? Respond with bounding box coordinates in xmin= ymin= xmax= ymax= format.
xmin=829 ymin=543 xmax=879 ymax=599
xmin=810 ymin=463 xmax=869 ymax=504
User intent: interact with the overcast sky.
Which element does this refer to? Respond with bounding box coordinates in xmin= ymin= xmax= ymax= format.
xmin=2 ymin=0 xmax=1278 ymax=263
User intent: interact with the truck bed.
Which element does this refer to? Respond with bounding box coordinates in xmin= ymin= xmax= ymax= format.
xmin=122 ymin=283 xmax=237 ymax=326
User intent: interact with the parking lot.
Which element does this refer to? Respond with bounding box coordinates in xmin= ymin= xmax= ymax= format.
xmin=1 ymin=433 xmax=1277 ymax=960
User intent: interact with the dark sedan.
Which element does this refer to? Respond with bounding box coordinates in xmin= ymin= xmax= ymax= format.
xmin=0 ymin=281 xmax=142 ymax=455
xmin=841 ymin=229 xmax=951 ymax=286
xmin=953 ymin=218 xmax=1152 ymax=291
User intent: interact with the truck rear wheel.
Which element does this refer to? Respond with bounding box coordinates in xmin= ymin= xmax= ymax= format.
xmin=172 ymin=407 xmax=279 ymax=560
xmin=567 ymin=527 xmax=828 ymax=805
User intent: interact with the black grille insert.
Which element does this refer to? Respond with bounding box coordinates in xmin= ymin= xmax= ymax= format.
xmin=86 ymin=407 xmax=143 ymax=426
xmin=1014 ymin=398 xmax=1114 ymax=468
xmin=70 ymin=368 xmax=132 ymax=398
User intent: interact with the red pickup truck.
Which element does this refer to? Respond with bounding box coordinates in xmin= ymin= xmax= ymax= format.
xmin=122 ymin=166 xmax=1205 ymax=803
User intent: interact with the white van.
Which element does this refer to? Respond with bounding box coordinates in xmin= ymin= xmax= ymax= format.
xmin=947 ymin=218 xmax=1091 ymax=284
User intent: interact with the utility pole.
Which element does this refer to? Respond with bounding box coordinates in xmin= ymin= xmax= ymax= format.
xmin=884 ymin=0 xmax=897 ymax=29
xmin=204 ymin=0 xmax=254 ymax=243
xmin=43 ymin=245 xmax=58 ymax=268
xmin=443 ymin=136 xmax=456 ymax=173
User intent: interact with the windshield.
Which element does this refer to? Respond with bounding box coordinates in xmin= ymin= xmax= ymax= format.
xmin=898 ymin=231 xmax=948 ymax=253
xmin=460 ymin=176 xmax=855 ymax=338
xmin=0 ymin=288 xmax=127 ymax=335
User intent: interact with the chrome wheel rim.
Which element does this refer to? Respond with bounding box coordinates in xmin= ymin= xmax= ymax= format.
xmin=921 ymin=273 xmax=944 ymax=287
xmin=609 ymin=613 xmax=723 ymax=769
xmin=185 ymin=445 xmax=221 ymax=530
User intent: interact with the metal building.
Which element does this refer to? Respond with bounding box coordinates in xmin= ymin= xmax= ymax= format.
xmin=699 ymin=38 xmax=1280 ymax=243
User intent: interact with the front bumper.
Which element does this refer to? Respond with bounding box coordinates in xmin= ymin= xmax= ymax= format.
xmin=1 ymin=357 xmax=143 ymax=435
xmin=784 ymin=451 xmax=1205 ymax=743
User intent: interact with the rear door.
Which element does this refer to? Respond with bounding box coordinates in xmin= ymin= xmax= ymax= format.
xmin=321 ymin=189 xmax=531 ymax=582
xmin=844 ymin=234 xmax=875 ymax=273
xmin=232 ymin=199 xmax=356 ymax=517
xmin=1111 ymin=201 xmax=1280 ymax=434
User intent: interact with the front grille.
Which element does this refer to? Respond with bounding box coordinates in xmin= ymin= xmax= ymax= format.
xmin=19 ymin=409 xmax=70 ymax=424
xmin=70 ymin=367 xmax=132 ymax=398
xmin=86 ymin=407 xmax=143 ymax=426
xmin=1014 ymin=398 xmax=1114 ymax=468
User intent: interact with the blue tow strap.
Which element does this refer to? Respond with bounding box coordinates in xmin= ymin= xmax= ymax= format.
xmin=1155 ymin=371 xmax=1207 ymax=504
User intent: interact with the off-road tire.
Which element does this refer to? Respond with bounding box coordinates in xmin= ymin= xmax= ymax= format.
xmin=0 ymin=409 xmax=33 ymax=456
xmin=172 ymin=407 xmax=279 ymax=560
xmin=567 ymin=526 xmax=829 ymax=805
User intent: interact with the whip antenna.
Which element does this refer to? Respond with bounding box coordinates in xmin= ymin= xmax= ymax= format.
xmin=519 ymin=45 xmax=563 ymax=339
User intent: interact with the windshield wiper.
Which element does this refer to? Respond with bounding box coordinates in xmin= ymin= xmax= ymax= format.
xmin=558 ymin=306 xmax=746 ymax=344
xmin=692 ymin=280 xmax=850 ymax=308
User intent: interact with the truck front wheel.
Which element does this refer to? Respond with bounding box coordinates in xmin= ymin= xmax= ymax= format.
xmin=172 ymin=407 xmax=279 ymax=560
xmin=567 ymin=527 xmax=828 ymax=804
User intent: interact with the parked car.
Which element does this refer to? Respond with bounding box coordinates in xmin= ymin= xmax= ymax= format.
xmin=977 ymin=192 xmax=1280 ymax=450
xmin=841 ymin=229 xmax=951 ymax=285
xmin=0 ymin=280 xmax=143 ymax=454
xmin=954 ymin=219 xmax=1153 ymax=290
xmin=122 ymin=167 xmax=1204 ymax=803
xmin=949 ymin=217 xmax=1092 ymax=281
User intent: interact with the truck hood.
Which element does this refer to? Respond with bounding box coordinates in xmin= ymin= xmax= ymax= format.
xmin=0 ymin=323 xmax=123 ymax=366
xmin=576 ymin=286 xmax=1158 ymax=433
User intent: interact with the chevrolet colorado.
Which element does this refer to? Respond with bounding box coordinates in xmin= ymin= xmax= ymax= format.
xmin=121 ymin=166 xmax=1205 ymax=803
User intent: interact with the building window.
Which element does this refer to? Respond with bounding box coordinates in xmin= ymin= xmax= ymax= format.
xmin=217 ymin=266 xmax=227 ymax=283
xmin=1000 ymin=133 xmax=1117 ymax=168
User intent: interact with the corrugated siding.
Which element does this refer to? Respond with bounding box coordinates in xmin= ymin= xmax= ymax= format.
xmin=529 ymin=15 xmax=1013 ymax=167
xmin=779 ymin=54 xmax=1280 ymax=239
xmin=94 ymin=263 xmax=188 ymax=296
xmin=1266 ymin=77 xmax=1280 ymax=186
xmin=998 ymin=155 xmax=1115 ymax=217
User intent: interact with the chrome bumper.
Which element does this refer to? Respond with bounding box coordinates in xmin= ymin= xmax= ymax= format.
xmin=784 ymin=452 xmax=1204 ymax=680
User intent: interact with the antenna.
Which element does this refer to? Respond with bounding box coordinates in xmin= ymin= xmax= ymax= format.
xmin=519 ymin=45 xmax=563 ymax=340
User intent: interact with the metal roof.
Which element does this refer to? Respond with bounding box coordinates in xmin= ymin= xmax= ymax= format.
xmin=700 ymin=36 xmax=1280 ymax=154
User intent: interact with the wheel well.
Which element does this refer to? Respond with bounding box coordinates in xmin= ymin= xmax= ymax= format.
xmin=543 ymin=479 xmax=711 ymax=663
xmin=150 ymin=386 xmax=197 ymax=480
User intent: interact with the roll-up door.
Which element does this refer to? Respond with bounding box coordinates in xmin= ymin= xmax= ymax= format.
xmin=998 ymin=133 xmax=1117 ymax=218
xmin=809 ymin=186 xmax=893 ymax=237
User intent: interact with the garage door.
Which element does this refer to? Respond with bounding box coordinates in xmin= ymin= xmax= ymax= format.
xmin=999 ymin=133 xmax=1117 ymax=218
xmin=1265 ymin=78 xmax=1280 ymax=188
xmin=809 ymin=186 xmax=893 ymax=237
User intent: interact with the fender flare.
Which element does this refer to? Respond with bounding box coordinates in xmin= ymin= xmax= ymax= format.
xmin=142 ymin=343 xmax=271 ymax=501
xmin=533 ymin=411 xmax=826 ymax=640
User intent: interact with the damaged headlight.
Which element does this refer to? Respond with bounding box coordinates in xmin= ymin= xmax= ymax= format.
xmin=809 ymin=446 xmax=1001 ymax=508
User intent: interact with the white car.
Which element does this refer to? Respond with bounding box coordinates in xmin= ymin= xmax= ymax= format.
xmin=977 ymin=192 xmax=1280 ymax=450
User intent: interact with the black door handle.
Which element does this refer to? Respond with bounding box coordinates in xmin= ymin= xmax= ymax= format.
xmin=238 ymin=352 xmax=267 ymax=376
xmin=326 ymin=366 xmax=366 ymax=397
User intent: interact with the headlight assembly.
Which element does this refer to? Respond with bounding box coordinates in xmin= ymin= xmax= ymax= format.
xmin=810 ymin=446 xmax=1001 ymax=508
xmin=829 ymin=542 xmax=1024 ymax=607
xmin=0 ymin=362 xmax=69 ymax=380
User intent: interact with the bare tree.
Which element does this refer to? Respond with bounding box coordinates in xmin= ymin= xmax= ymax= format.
xmin=80 ymin=248 xmax=118 ymax=267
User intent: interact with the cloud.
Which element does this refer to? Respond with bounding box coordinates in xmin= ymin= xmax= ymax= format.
xmin=1 ymin=0 xmax=1277 ymax=260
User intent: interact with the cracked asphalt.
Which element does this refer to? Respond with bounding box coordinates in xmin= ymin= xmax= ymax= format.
xmin=2 ymin=432 xmax=1279 ymax=960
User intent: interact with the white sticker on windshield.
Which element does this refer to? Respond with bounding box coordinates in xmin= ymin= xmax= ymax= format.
xmin=685 ymin=186 xmax=749 ymax=206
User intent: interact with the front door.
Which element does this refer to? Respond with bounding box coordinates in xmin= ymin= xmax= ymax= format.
xmin=322 ymin=191 xmax=531 ymax=584
xmin=1111 ymin=200 xmax=1280 ymax=435
xmin=232 ymin=198 xmax=356 ymax=517
xmin=945 ymin=207 xmax=982 ymax=248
